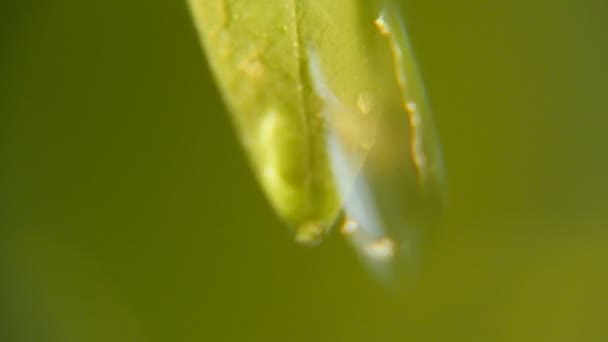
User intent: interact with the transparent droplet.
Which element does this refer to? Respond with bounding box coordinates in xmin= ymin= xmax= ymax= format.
xmin=305 ymin=5 xmax=446 ymax=278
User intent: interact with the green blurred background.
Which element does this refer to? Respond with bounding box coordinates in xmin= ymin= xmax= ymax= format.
xmin=1 ymin=0 xmax=608 ymax=341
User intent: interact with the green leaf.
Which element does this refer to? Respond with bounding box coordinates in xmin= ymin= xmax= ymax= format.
xmin=188 ymin=0 xmax=445 ymax=247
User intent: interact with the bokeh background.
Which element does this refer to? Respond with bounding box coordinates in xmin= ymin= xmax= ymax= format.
xmin=1 ymin=1 xmax=608 ymax=341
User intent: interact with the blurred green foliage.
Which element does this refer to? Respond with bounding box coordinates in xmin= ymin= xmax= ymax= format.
xmin=1 ymin=1 xmax=608 ymax=341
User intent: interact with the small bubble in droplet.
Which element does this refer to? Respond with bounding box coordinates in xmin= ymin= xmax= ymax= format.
xmin=295 ymin=222 xmax=326 ymax=246
xmin=374 ymin=14 xmax=390 ymax=36
xmin=263 ymin=167 xmax=277 ymax=181
xmin=259 ymin=109 xmax=279 ymax=143
xmin=364 ymin=237 xmax=395 ymax=260
xmin=405 ymin=101 xmax=417 ymax=113
xmin=357 ymin=92 xmax=373 ymax=115
xmin=238 ymin=49 xmax=264 ymax=78
xmin=340 ymin=219 xmax=359 ymax=235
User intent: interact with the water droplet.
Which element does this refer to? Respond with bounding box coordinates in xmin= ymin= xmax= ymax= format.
xmin=306 ymin=36 xmax=443 ymax=278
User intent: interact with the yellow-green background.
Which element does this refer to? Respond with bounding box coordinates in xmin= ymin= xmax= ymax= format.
xmin=1 ymin=1 xmax=607 ymax=341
